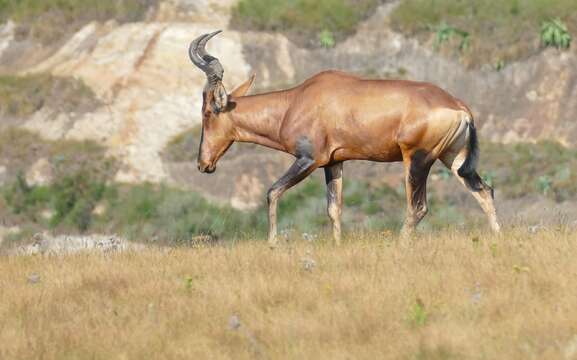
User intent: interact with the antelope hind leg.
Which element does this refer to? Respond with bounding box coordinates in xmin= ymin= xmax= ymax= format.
xmin=441 ymin=151 xmax=501 ymax=232
xmin=324 ymin=162 xmax=343 ymax=245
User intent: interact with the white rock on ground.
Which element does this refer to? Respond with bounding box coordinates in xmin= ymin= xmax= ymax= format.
xmin=11 ymin=233 xmax=145 ymax=256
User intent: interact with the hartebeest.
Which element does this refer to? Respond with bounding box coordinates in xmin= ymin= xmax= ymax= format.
xmin=189 ymin=31 xmax=500 ymax=246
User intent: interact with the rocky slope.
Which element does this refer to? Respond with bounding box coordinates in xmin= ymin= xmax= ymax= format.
xmin=1 ymin=0 xmax=576 ymax=210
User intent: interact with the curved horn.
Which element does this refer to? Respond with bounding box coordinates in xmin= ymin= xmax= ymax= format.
xmin=188 ymin=30 xmax=222 ymax=69
xmin=197 ymin=30 xmax=222 ymax=59
xmin=189 ymin=30 xmax=225 ymax=85
xmin=189 ymin=33 xmax=210 ymax=69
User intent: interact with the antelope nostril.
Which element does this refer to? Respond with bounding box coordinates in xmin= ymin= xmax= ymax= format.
xmin=198 ymin=162 xmax=214 ymax=173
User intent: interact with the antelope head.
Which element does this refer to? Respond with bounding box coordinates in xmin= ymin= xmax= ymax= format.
xmin=189 ymin=30 xmax=255 ymax=173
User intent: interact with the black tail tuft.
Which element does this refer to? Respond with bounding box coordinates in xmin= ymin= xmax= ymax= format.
xmin=458 ymin=121 xmax=483 ymax=191
xmin=457 ymin=121 xmax=478 ymax=178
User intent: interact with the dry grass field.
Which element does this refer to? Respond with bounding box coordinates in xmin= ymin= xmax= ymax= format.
xmin=1 ymin=229 xmax=577 ymax=359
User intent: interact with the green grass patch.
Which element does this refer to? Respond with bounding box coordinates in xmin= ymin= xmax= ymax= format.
xmin=3 ymin=129 xmax=576 ymax=245
xmin=104 ymin=184 xmax=265 ymax=243
xmin=479 ymin=140 xmax=577 ymax=201
xmin=391 ymin=0 xmax=577 ymax=68
xmin=0 ymin=0 xmax=157 ymax=44
xmin=231 ymin=0 xmax=383 ymax=47
xmin=1 ymin=171 xmax=407 ymax=244
xmin=2 ymin=179 xmax=266 ymax=243
xmin=0 ymin=74 xmax=99 ymax=118
xmin=0 ymin=129 xmax=117 ymax=234
xmin=9 ymin=138 xmax=577 ymax=244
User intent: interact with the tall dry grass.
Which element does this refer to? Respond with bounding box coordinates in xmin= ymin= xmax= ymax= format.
xmin=1 ymin=229 xmax=577 ymax=359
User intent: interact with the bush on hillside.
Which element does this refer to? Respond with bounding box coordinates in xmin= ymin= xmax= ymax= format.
xmin=540 ymin=18 xmax=572 ymax=49
xmin=231 ymin=0 xmax=383 ymax=47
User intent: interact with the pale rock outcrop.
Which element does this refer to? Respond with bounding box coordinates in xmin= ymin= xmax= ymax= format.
xmin=25 ymin=20 xmax=251 ymax=183
xmin=0 ymin=21 xmax=15 ymax=58
xmin=0 ymin=164 xmax=7 ymax=186
xmin=230 ymin=173 xmax=266 ymax=210
xmin=10 ymin=233 xmax=144 ymax=256
xmin=25 ymin=158 xmax=53 ymax=186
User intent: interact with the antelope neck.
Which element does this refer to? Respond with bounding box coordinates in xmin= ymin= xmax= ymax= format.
xmin=229 ymin=90 xmax=294 ymax=152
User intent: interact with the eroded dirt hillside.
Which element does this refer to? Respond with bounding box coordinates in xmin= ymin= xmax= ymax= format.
xmin=1 ymin=0 xmax=576 ymax=210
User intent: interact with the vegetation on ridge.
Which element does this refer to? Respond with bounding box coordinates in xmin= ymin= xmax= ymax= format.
xmin=0 ymin=74 xmax=98 ymax=118
xmin=0 ymin=0 xmax=157 ymax=43
xmin=231 ymin=0 xmax=384 ymax=48
xmin=391 ymin=0 xmax=577 ymax=68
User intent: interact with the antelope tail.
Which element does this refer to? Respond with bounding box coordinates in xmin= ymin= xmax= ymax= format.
xmin=457 ymin=120 xmax=478 ymax=178
xmin=457 ymin=118 xmax=483 ymax=191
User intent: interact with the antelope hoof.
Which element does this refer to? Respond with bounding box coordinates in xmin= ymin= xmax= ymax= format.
xmin=333 ymin=234 xmax=342 ymax=246
xmin=491 ymin=222 xmax=502 ymax=233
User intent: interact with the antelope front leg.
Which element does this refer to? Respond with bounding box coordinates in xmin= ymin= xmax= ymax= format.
xmin=267 ymin=156 xmax=316 ymax=247
xmin=324 ymin=163 xmax=343 ymax=245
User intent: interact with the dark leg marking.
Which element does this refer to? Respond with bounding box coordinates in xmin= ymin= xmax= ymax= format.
xmin=402 ymin=150 xmax=434 ymax=235
xmin=409 ymin=150 xmax=433 ymax=218
xmin=267 ymin=136 xmax=317 ymax=246
xmin=441 ymin=148 xmax=501 ymax=233
xmin=267 ymin=157 xmax=315 ymax=201
xmin=463 ymin=171 xmax=494 ymax=197
xmin=295 ymin=136 xmax=314 ymax=159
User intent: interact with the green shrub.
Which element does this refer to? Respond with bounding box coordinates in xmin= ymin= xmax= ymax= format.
xmin=540 ymin=18 xmax=571 ymax=49
xmin=49 ymin=172 xmax=107 ymax=230
xmin=3 ymin=173 xmax=46 ymax=216
xmin=3 ymin=171 xmax=110 ymax=232
xmin=432 ymin=22 xmax=470 ymax=52
xmin=231 ymin=0 xmax=382 ymax=47
xmin=99 ymin=184 xmax=266 ymax=243
xmin=319 ymin=29 xmax=336 ymax=48
xmin=0 ymin=129 xmax=117 ymax=233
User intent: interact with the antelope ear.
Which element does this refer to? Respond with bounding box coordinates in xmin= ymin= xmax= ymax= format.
xmin=230 ymin=74 xmax=256 ymax=97
xmin=212 ymin=82 xmax=228 ymax=113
